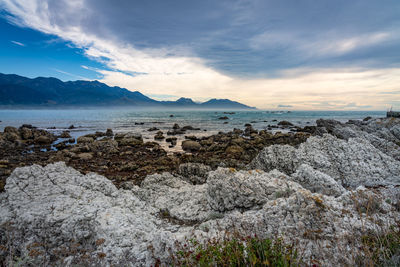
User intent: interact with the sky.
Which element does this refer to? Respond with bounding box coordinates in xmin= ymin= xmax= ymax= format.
xmin=0 ymin=0 xmax=400 ymax=110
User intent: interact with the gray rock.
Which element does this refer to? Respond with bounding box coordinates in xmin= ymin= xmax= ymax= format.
xmin=250 ymin=134 xmax=400 ymax=188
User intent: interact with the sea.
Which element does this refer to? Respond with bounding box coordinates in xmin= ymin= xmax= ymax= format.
xmin=0 ymin=109 xmax=386 ymax=151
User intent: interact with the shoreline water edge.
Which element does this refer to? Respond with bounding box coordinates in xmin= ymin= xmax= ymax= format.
xmin=0 ymin=115 xmax=399 ymax=266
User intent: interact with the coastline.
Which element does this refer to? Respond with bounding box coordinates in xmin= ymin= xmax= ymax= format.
xmin=0 ymin=116 xmax=399 ymax=266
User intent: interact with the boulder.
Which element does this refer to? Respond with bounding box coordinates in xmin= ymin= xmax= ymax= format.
xmin=218 ymin=116 xmax=229 ymax=120
xmin=77 ymin=136 xmax=95 ymax=144
xmin=277 ymin=121 xmax=293 ymax=126
xmin=34 ymin=135 xmax=53 ymax=145
xmin=182 ymin=140 xmax=201 ymax=152
xmin=59 ymin=131 xmax=71 ymax=138
xmin=105 ymin=128 xmax=114 ymax=136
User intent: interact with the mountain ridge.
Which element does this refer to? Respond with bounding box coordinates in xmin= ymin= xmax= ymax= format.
xmin=0 ymin=73 xmax=255 ymax=109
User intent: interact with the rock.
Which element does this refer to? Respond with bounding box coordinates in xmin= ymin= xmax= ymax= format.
xmin=363 ymin=116 xmax=372 ymax=121
xmin=291 ymin=164 xmax=346 ymax=197
xmin=59 ymin=131 xmax=71 ymax=138
xmin=250 ymin=134 xmax=400 ymax=189
xmin=218 ymin=116 xmax=229 ymax=120
xmin=4 ymin=132 xmax=19 ymax=142
xmin=154 ymin=131 xmax=165 ymax=140
xmin=225 ymin=145 xmax=244 ymax=157
xmin=169 ymin=114 xmax=174 ymax=117
xmin=178 ymin=163 xmax=211 ymax=184
xmin=184 ymin=135 xmax=197 ymax=141
xmin=68 ymin=125 xmax=75 ymax=129
xmin=3 ymin=126 xmax=18 ymax=134
xmin=148 ymin=127 xmax=159 ymax=132
xmin=172 ymin=123 xmax=180 ymax=129
xmin=181 ymin=125 xmax=200 ymax=131
xmin=34 ymin=135 xmax=52 ymax=145
xmin=77 ymin=136 xmax=94 ymax=144
xmin=105 ymin=128 xmax=113 ymax=136
xmin=207 ymin=168 xmax=301 ymax=212
xmin=77 ymin=152 xmax=93 ymax=160
xmin=1 ymin=162 xmax=400 ymax=266
xmin=135 ymin=122 xmax=144 ymax=125
xmin=278 ymin=121 xmax=293 ymax=126
xmin=182 ymin=140 xmax=201 ymax=152
xmin=19 ymin=127 xmax=33 ymax=140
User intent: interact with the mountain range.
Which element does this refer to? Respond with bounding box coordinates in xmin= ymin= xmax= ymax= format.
xmin=0 ymin=73 xmax=255 ymax=109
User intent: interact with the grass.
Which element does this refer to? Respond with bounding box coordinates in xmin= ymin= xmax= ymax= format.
xmin=170 ymin=235 xmax=300 ymax=267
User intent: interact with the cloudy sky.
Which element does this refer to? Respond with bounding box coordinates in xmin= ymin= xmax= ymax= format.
xmin=0 ymin=0 xmax=399 ymax=109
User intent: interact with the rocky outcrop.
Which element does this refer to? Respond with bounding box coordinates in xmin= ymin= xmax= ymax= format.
xmin=316 ymin=117 xmax=400 ymax=160
xmin=1 ymin=158 xmax=399 ymax=266
xmin=250 ymin=134 xmax=400 ymax=189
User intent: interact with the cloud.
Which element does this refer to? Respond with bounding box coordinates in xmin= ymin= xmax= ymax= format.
xmin=1 ymin=0 xmax=400 ymax=110
xmin=53 ymin=69 xmax=89 ymax=80
xmin=10 ymin=40 xmax=25 ymax=46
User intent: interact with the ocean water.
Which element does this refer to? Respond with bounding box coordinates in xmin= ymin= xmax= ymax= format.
xmin=0 ymin=109 xmax=386 ymax=151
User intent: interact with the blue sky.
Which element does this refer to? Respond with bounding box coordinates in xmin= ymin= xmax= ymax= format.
xmin=0 ymin=0 xmax=400 ymax=109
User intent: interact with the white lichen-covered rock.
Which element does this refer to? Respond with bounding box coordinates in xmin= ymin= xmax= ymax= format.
xmin=136 ymin=172 xmax=210 ymax=223
xmin=291 ymin=164 xmax=346 ymax=197
xmin=250 ymin=134 xmax=400 ymax=188
xmin=316 ymin=118 xmax=400 ymax=160
xmin=1 ymin=158 xmax=399 ymax=266
xmin=207 ymin=168 xmax=302 ymax=211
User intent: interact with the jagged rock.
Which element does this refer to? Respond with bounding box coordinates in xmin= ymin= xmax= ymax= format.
xmin=207 ymin=168 xmax=302 ymax=212
xmin=1 ymin=163 xmax=399 ymax=266
xmin=291 ymin=164 xmax=346 ymax=197
xmin=250 ymin=134 xmax=400 ymax=188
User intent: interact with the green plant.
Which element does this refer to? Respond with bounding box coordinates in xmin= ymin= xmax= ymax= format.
xmin=357 ymin=224 xmax=400 ymax=267
xmin=171 ymin=235 xmax=300 ymax=267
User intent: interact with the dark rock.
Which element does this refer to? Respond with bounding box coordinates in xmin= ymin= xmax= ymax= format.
xmin=169 ymin=114 xmax=174 ymax=117
xmin=59 ymin=131 xmax=71 ymax=138
xmin=135 ymin=122 xmax=144 ymax=125
xmin=154 ymin=131 xmax=165 ymax=140
xmin=34 ymin=136 xmax=53 ymax=145
xmin=173 ymin=123 xmax=180 ymax=129
xmin=185 ymin=135 xmax=198 ymax=141
xmin=181 ymin=125 xmax=200 ymax=131
xmin=244 ymin=123 xmax=252 ymax=127
xmin=363 ymin=116 xmax=372 ymax=121
xmin=182 ymin=140 xmax=201 ymax=152
xmin=223 ymin=121 xmax=228 ymax=124
xmin=278 ymin=121 xmax=293 ymax=126
xmin=68 ymin=125 xmax=75 ymax=129
xmin=105 ymin=128 xmax=114 ymax=136
xmin=148 ymin=127 xmax=159 ymax=132
xmin=218 ymin=116 xmax=229 ymax=120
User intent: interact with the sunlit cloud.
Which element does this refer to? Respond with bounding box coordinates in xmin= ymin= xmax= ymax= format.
xmin=1 ymin=0 xmax=400 ymax=110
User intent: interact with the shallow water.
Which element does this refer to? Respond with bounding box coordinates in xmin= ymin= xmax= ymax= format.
xmin=0 ymin=109 xmax=385 ymax=151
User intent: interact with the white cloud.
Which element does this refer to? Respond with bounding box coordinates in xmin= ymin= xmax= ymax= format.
xmin=2 ymin=0 xmax=400 ymax=110
xmin=10 ymin=40 xmax=25 ymax=46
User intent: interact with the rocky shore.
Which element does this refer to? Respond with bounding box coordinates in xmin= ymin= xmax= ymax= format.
xmin=0 ymin=117 xmax=399 ymax=266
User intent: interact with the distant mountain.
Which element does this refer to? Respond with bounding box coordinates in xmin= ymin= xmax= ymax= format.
xmin=0 ymin=73 xmax=255 ymax=109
